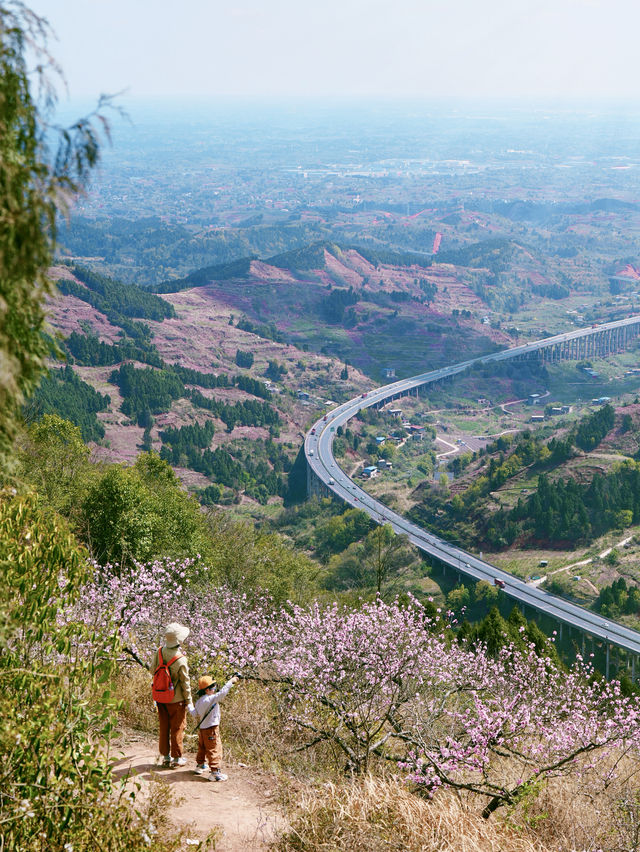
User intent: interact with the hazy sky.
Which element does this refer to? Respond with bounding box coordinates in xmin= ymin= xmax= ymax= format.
xmin=28 ymin=0 xmax=640 ymax=103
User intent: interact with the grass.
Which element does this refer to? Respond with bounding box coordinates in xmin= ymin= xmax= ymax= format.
xmin=274 ymin=776 xmax=551 ymax=852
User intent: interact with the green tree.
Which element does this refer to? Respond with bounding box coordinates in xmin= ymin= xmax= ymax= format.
xmin=0 ymin=3 xmax=109 ymax=473
xmin=18 ymin=414 xmax=93 ymax=520
xmin=325 ymin=524 xmax=415 ymax=598
xmin=134 ymin=451 xmax=212 ymax=560
xmin=82 ymin=453 xmax=213 ymax=566
xmin=83 ymin=465 xmax=155 ymax=565
xmin=204 ymin=510 xmax=317 ymax=603
xmin=447 ymin=585 xmax=471 ymax=611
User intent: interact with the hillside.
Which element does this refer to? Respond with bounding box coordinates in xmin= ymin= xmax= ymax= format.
xmin=43 ymin=243 xmax=525 ymax=499
xmin=44 ymin=264 xmax=373 ymax=507
xmin=152 ymin=241 xmax=515 ymax=379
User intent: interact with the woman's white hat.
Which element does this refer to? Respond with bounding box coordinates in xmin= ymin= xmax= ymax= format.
xmin=164 ymin=622 xmax=189 ymax=646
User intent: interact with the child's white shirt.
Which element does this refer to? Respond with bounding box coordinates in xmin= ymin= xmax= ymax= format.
xmin=189 ymin=678 xmax=235 ymax=728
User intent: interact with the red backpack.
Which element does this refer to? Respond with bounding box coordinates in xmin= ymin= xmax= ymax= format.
xmin=152 ymin=648 xmax=183 ymax=703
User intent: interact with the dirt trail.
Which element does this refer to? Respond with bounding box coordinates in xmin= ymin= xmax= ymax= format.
xmin=112 ymin=733 xmax=285 ymax=850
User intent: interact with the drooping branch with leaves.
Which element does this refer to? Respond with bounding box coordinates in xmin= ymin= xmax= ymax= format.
xmin=0 ymin=0 xmax=117 ymax=474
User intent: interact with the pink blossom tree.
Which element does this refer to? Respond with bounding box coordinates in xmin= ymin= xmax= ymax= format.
xmin=73 ymin=559 xmax=640 ymax=816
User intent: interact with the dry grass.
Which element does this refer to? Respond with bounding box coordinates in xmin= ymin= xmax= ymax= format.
xmin=273 ymin=776 xmax=551 ymax=852
xmin=223 ymin=682 xmax=345 ymax=781
xmin=517 ymin=761 xmax=640 ymax=852
xmin=115 ymin=665 xmax=158 ymax=733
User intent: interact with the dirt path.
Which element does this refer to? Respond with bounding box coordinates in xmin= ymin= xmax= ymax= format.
xmin=111 ymin=733 xmax=286 ymax=850
xmin=530 ymin=535 xmax=635 ymax=595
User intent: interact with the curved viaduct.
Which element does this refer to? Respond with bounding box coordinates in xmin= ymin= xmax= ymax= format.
xmin=305 ymin=315 xmax=640 ymax=678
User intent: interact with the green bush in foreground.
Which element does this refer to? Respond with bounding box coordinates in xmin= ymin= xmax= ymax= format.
xmin=0 ymin=488 xmax=189 ymax=851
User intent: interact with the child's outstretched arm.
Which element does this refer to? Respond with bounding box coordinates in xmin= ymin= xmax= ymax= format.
xmin=208 ymin=675 xmax=239 ymax=704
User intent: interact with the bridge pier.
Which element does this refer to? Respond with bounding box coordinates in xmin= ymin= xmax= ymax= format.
xmin=305 ymin=315 xmax=640 ymax=673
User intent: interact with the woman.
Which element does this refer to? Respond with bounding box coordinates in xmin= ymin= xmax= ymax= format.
xmin=151 ymin=622 xmax=194 ymax=767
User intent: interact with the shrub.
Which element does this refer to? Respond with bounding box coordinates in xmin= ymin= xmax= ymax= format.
xmin=0 ymin=488 xmax=186 ymax=851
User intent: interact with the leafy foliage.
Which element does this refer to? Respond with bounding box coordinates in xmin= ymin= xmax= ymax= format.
xmin=18 ymin=415 xmax=92 ymax=521
xmin=155 ymin=256 xmax=253 ymax=292
xmin=161 ymin=437 xmax=287 ymax=504
xmin=233 ymin=373 xmax=272 ymax=399
xmin=322 ymin=286 xmax=359 ymax=324
xmin=324 ymin=524 xmax=418 ymax=599
xmin=314 ymin=507 xmax=374 ymax=559
xmin=188 ymin=388 xmax=280 ymax=431
xmin=235 ymin=349 xmax=254 ymax=369
xmin=506 ymin=460 xmax=640 ymax=546
xmin=236 ymin=315 xmax=286 ymax=343
xmin=170 ymin=363 xmax=229 ymax=388
xmin=110 ymin=363 xmax=185 ymax=423
xmin=66 ymin=264 xmax=175 ymax=320
xmin=0 ymin=489 xmax=184 ymax=851
xmin=595 ymin=577 xmax=640 ymax=619
xmin=0 ymin=4 xmax=107 ymax=471
xmin=63 ymin=330 xmax=163 ymax=367
xmin=25 ymin=364 xmax=110 ymax=441
xmin=159 ymin=420 xmax=215 ymax=453
xmin=83 ymin=452 xmax=211 ymax=565
xmin=574 ymin=403 xmax=615 ymax=451
xmin=457 ymin=604 xmax=560 ymax=666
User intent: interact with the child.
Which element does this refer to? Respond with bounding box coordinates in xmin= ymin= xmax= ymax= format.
xmin=189 ymin=674 xmax=239 ymax=781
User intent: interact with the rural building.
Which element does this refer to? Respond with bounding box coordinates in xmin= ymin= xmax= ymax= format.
xmin=362 ymin=465 xmax=379 ymax=479
xmin=382 ymin=367 xmax=396 ymax=378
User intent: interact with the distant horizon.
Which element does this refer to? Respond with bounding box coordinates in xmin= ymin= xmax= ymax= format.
xmin=28 ymin=0 xmax=640 ymax=104
xmin=51 ymin=94 xmax=640 ymax=129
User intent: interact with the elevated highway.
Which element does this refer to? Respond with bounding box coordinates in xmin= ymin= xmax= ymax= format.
xmin=305 ymin=315 xmax=640 ymax=675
